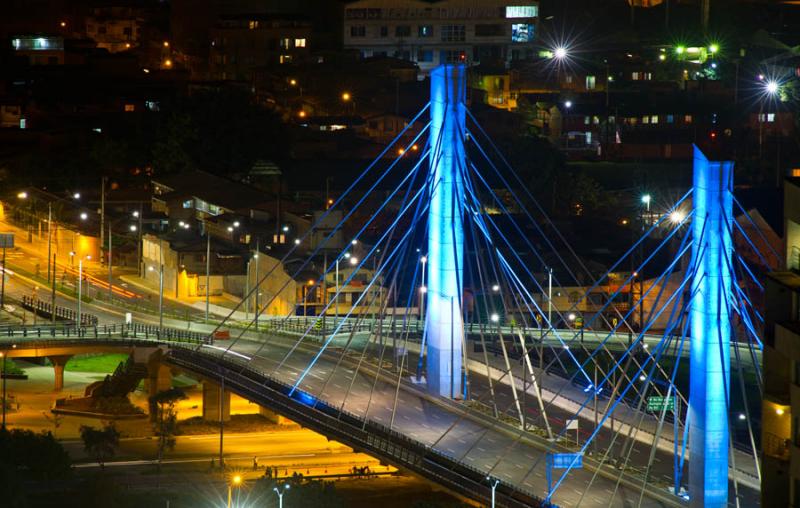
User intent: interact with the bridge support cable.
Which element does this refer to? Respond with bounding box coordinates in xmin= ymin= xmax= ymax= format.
xmin=732 ymin=195 xmax=784 ymax=267
xmin=544 ymin=264 xmax=701 ymax=504
xmin=282 ymin=180 xmax=432 ymax=395
xmin=201 ymin=106 xmax=431 ymax=345
xmin=464 ymin=152 xmax=696 ymax=393
xmin=465 ymin=117 xmax=696 ymax=340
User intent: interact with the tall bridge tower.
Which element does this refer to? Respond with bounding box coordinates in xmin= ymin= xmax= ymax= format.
xmin=425 ymin=64 xmax=467 ymax=399
xmin=688 ymin=147 xmax=733 ymax=507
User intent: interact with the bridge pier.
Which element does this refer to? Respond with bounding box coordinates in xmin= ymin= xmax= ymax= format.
xmin=202 ymin=381 xmax=231 ymax=422
xmin=259 ymin=406 xmax=292 ymax=425
xmin=47 ymin=355 xmax=72 ymax=392
xmin=144 ymin=360 xmax=172 ymax=398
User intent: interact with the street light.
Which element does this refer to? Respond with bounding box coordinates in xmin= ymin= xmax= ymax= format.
xmin=73 ymin=192 xmax=80 ymax=200
xmin=80 ymin=212 xmax=88 ymax=221
xmin=486 ymin=476 xmax=500 ymax=508
xmin=553 ymin=47 xmax=567 ymax=59
xmin=273 ymin=484 xmax=290 ymax=508
xmin=765 ymin=80 xmax=779 ymax=95
xmin=564 ymin=100 xmax=572 ymax=109
xmin=16 ymin=192 xmax=27 ymax=199
xmin=420 ymin=255 xmax=427 ymax=322
xmin=227 ymin=474 xmax=242 ymax=508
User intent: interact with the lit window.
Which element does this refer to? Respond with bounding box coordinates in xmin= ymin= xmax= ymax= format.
xmin=511 ymin=24 xmax=534 ymax=42
xmin=506 ymin=6 xmax=538 ymax=18
xmin=418 ymin=50 xmax=433 ymax=62
xmin=248 ymin=20 xmax=259 ymax=30
xmin=294 ymin=38 xmax=306 ymax=48
xmin=124 ymin=104 xmax=135 ymax=112
xmin=418 ymin=25 xmax=433 ymax=37
xmin=585 ymin=132 xmax=592 ymax=144
xmin=19 ymin=118 xmax=26 ymax=129
xmin=585 ymin=75 xmax=596 ymax=90
xmin=684 ymin=115 xmax=692 ymax=124
xmin=642 ymin=116 xmax=650 ymax=124
xmin=768 ymin=113 xmax=775 ymax=122
xmin=182 ymin=199 xmax=193 ymax=209
xmin=565 ymin=75 xmax=573 ymax=84
xmin=666 ymin=115 xmax=674 ymax=123
xmin=279 ymin=55 xmax=293 ymax=64
xmin=280 ymin=38 xmax=291 ymax=49
xmin=793 ymin=169 xmax=800 ymax=177
xmin=651 ymin=115 xmax=659 ymax=124
xmin=593 ymin=116 xmax=600 ymax=125
xmin=584 ymin=116 xmax=590 ymax=125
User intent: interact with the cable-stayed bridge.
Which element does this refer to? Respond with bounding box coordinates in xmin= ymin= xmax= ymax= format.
xmin=4 ymin=64 xmax=776 ymax=508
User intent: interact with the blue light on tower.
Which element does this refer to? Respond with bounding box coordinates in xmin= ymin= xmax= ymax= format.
xmin=425 ymin=65 xmax=466 ymax=399
xmin=688 ymin=146 xmax=732 ymax=507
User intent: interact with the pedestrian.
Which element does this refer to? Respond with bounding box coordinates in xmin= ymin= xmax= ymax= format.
xmin=253 ymin=456 xmax=258 ymax=471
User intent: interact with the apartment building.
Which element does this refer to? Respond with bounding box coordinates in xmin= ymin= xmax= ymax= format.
xmin=343 ymin=0 xmax=539 ymax=74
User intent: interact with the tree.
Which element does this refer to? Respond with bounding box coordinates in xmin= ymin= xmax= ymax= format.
xmin=80 ymin=423 xmax=120 ymax=470
xmin=149 ymin=387 xmax=187 ymax=469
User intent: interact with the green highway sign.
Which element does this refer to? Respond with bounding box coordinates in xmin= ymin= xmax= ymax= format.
xmin=646 ymin=395 xmax=675 ymax=412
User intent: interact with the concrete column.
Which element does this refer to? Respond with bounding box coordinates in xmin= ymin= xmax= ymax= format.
xmin=259 ymin=406 xmax=292 ymax=425
xmin=48 ymin=355 xmax=72 ymax=392
xmin=145 ymin=362 xmax=172 ymax=398
xmin=202 ymin=381 xmax=231 ymax=422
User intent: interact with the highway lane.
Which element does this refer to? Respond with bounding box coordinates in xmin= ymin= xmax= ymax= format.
xmin=206 ymin=336 xmax=683 ymax=508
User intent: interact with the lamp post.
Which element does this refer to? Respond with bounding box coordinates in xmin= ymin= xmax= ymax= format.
xmin=227 ymin=474 xmax=242 ymax=508
xmin=420 ymin=255 xmax=427 ymax=324
xmin=253 ymin=243 xmax=259 ymax=330
xmin=487 ymin=476 xmax=499 ymax=508
xmin=205 ymin=230 xmax=211 ymax=323
xmin=75 ymin=253 xmax=90 ymax=328
xmin=273 ymin=484 xmax=290 ymax=508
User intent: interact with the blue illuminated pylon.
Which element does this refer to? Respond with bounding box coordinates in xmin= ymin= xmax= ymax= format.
xmin=688 ymin=146 xmax=733 ymax=507
xmin=425 ymin=65 xmax=466 ymax=398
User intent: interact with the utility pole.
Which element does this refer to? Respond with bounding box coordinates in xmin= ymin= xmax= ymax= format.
xmin=254 ymin=239 xmax=259 ymax=330
xmin=100 ymin=177 xmax=106 ymax=264
xmin=136 ymin=203 xmax=143 ymax=277
xmin=158 ymin=238 xmax=164 ymax=328
xmin=51 ymin=253 xmax=56 ymax=324
xmin=107 ymin=222 xmax=113 ymax=302
xmin=46 ymin=203 xmax=52 ymax=284
xmin=205 ymin=232 xmax=211 ymax=323
xmin=701 ymin=0 xmax=710 ymax=31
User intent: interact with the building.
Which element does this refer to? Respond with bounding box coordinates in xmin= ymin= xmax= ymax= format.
xmin=343 ymin=0 xmax=539 ymax=75
xmin=761 ymin=177 xmax=800 ymax=507
xmin=10 ymin=35 xmax=65 ymax=65
xmin=85 ymin=5 xmax=145 ymax=53
xmin=209 ymin=14 xmax=313 ymax=81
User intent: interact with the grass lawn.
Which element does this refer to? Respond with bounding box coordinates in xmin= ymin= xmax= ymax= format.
xmin=64 ymin=353 xmax=129 ymax=373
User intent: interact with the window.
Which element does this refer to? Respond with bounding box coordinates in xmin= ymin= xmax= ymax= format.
xmin=124 ymin=104 xmax=135 ymax=112
xmin=418 ymin=25 xmax=433 ymax=37
xmin=564 ymin=74 xmax=573 ymax=84
xmin=651 ymin=115 xmax=659 ymax=124
xmin=511 ymin=24 xmax=534 ymax=42
xmin=248 ymin=20 xmax=259 ymax=29
xmin=475 ymin=24 xmax=504 ymax=36
xmin=585 ymin=132 xmax=592 ymax=144
xmin=396 ymin=25 xmax=411 ymax=37
xmin=441 ymin=25 xmax=466 ymax=42
xmin=380 ymin=26 xmax=388 ymax=37
xmin=684 ymin=115 xmax=693 ymax=124
xmin=666 ymin=115 xmax=674 ymax=123
xmin=182 ymin=199 xmax=193 ymax=209
xmin=584 ymin=116 xmax=590 ymax=125
xmin=642 ymin=116 xmax=650 ymax=124
xmin=350 ymin=25 xmax=366 ymax=37
xmin=506 ymin=5 xmax=538 ymax=18
xmin=593 ymin=116 xmax=600 ymax=125
xmin=585 ymin=75 xmax=596 ymax=90
xmin=279 ymin=54 xmax=292 ymax=64
xmin=418 ymin=50 xmax=433 ymax=62
xmin=294 ymin=38 xmax=306 ymax=48
xmin=280 ymin=38 xmax=291 ymax=49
